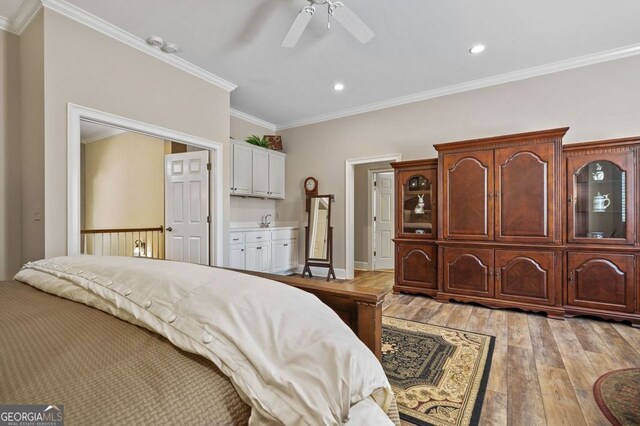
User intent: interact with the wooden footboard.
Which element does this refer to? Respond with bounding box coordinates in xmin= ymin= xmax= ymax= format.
xmin=235 ymin=270 xmax=388 ymax=360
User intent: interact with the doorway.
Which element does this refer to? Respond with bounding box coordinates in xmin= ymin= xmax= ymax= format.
xmin=80 ymin=122 xmax=211 ymax=265
xmin=69 ymin=104 xmax=224 ymax=266
xmin=347 ymin=153 xmax=402 ymax=279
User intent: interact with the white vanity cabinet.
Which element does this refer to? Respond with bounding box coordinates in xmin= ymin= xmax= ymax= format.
xmin=230 ymin=139 xmax=286 ymax=199
xmin=229 ymin=227 xmax=298 ymax=274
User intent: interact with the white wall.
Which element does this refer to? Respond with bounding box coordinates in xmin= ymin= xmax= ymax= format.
xmin=278 ymin=54 xmax=640 ymax=270
xmin=0 ymin=29 xmax=21 ymax=279
xmin=40 ymin=9 xmax=231 ymax=262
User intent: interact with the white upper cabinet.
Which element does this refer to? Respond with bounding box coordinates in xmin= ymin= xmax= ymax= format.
xmin=252 ymin=150 xmax=270 ymax=197
xmin=230 ymin=139 xmax=286 ymax=199
xmin=268 ymin=154 xmax=286 ymax=199
xmin=231 ymin=143 xmax=253 ymax=195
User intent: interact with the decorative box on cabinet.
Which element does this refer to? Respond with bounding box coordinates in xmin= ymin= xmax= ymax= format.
xmin=435 ymin=128 xmax=567 ymax=318
xmin=392 ymin=159 xmax=438 ymax=296
xmin=563 ymin=137 xmax=640 ymax=327
xmin=230 ymin=139 xmax=286 ymax=199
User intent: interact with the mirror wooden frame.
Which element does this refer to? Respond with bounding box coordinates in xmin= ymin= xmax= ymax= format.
xmin=303 ymin=195 xmax=336 ymax=281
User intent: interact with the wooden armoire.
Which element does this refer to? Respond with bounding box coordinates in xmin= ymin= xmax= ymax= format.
xmin=391 ymin=159 xmax=438 ymax=296
xmin=433 ymin=128 xmax=567 ymax=318
xmin=563 ymin=137 xmax=640 ymax=326
xmin=393 ymin=128 xmax=640 ymax=326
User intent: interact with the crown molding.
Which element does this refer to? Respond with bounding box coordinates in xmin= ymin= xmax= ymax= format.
xmin=230 ymin=108 xmax=277 ymax=132
xmin=0 ymin=0 xmax=41 ymax=35
xmin=276 ymin=42 xmax=640 ymax=130
xmin=40 ymin=0 xmax=237 ymax=92
xmin=11 ymin=0 xmax=42 ymax=34
xmin=81 ymin=127 xmax=126 ymax=144
xmin=0 ymin=15 xmax=10 ymax=32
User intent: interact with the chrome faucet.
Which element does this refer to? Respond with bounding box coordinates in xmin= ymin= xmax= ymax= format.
xmin=261 ymin=214 xmax=272 ymax=228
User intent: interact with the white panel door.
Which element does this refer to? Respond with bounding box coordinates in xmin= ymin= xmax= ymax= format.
xmin=165 ymin=151 xmax=209 ymax=265
xmin=232 ymin=143 xmax=253 ymax=195
xmin=268 ymin=154 xmax=286 ymax=199
xmin=229 ymin=245 xmax=245 ymax=269
xmin=252 ymin=150 xmax=269 ymax=197
xmin=374 ymin=172 xmax=395 ymax=270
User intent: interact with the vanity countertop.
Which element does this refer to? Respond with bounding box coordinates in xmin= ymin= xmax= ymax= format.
xmin=230 ymin=225 xmax=299 ymax=232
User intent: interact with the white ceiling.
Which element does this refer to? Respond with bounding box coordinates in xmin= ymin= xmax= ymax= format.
xmin=80 ymin=120 xmax=125 ymax=143
xmin=5 ymin=0 xmax=640 ymax=128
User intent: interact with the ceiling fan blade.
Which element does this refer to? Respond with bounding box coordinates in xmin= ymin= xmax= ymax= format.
xmin=330 ymin=2 xmax=374 ymax=44
xmin=281 ymin=5 xmax=315 ymax=48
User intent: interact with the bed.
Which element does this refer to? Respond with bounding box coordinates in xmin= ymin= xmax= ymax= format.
xmin=0 ymin=256 xmax=399 ymax=425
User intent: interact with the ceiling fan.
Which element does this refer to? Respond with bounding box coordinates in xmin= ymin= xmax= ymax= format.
xmin=281 ymin=0 xmax=375 ymax=48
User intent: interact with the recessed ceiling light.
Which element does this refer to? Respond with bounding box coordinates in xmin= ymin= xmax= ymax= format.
xmin=469 ymin=44 xmax=486 ymax=54
xmin=333 ymin=82 xmax=345 ymax=91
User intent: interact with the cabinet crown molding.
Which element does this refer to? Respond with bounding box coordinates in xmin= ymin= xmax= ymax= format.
xmin=434 ymin=127 xmax=569 ymax=153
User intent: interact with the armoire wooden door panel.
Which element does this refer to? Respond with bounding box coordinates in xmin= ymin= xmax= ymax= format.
xmin=443 ymin=151 xmax=494 ymax=240
xmin=443 ymin=247 xmax=494 ymax=297
xmin=566 ymin=151 xmax=636 ymax=245
xmin=397 ymin=169 xmax=437 ymax=239
xmin=495 ymin=250 xmax=556 ymax=305
xmin=567 ymin=252 xmax=635 ymax=312
xmin=396 ymin=244 xmax=437 ymax=289
xmin=495 ymin=143 xmax=555 ymax=242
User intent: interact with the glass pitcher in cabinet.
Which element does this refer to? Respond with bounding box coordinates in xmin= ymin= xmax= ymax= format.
xmin=568 ymin=153 xmax=635 ymax=244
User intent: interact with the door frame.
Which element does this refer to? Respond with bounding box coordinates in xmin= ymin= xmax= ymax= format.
xmin=370 ymin=169 xmax=395 ymax=271
xmin=67 ymin=103 xmax=225 ymax=266
xmin=345 ymin=154 xmax=402 ymax=279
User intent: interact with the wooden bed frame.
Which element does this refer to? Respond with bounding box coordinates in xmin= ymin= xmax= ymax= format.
xmin=236 ymin=270 xmax=388 ymax=359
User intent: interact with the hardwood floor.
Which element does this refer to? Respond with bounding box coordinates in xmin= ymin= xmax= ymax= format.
xmin=348 ymin=270 xmax=640 ymax=426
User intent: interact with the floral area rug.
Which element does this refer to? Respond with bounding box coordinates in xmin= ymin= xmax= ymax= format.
xmin=593 ymin=368 xmax=640 ymax=426
xmin=381 ymin=316 xmax=494 ymax=426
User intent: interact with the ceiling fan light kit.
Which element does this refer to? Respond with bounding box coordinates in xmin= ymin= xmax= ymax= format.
xmin=281 ymin=0 xmax=375 ymax=48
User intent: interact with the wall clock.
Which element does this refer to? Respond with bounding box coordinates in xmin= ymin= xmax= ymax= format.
xmin=304 ymin=177 xmax=318 ymax=196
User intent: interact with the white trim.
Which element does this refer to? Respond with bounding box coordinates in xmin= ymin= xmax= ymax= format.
xmin=231 ymin=109 xmax=277 ymax=133
xmin=0 ymin=16 xmax=10 ymax=32
xmin=354 ymin=261 xmax=369 ymax=271
xmin=345 ymin=154 xmax=402 ymax=280
xmin=42 ymin=0 xmax=237 ymax=92
xmin=276 ymin=42 xmax=640 ymax=130
xmin=11 ymin=0 xmax=42 ymax=34
xmin=67 ymin=103 xmax=225 ymax=267
xmin=0 ymin=0 xmax=41 ymax=34
xmin=296 ymin=265 xmax=347 ymax=280
xmin=81 ymin=127 xmax=126 ymax=144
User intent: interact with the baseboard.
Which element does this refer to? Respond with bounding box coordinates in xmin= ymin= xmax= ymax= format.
xmin=296 ymin=265 xmax=347 ymax=280
xmin=354 ymin=261 xmax=370 ymax=271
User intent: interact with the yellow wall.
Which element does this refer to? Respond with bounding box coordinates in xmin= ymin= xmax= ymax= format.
xmin=83 ymin=132 xmax=165 ymax=230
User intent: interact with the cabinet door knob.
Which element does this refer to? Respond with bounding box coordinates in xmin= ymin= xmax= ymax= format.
xmin=166 ymin=227 xmax=173 ymax=232
xmin=257 ymin=247 xmax=262 ymax=250
xmin=284 ymin=244 xmax=288 ymax=247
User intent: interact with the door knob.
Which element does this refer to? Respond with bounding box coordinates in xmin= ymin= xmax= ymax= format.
xmin=166 ymin=227 xmax=173 ymax=232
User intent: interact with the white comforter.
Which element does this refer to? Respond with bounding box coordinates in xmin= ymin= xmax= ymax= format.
xmin=15 ymin=256 xmax=393 ymax=425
